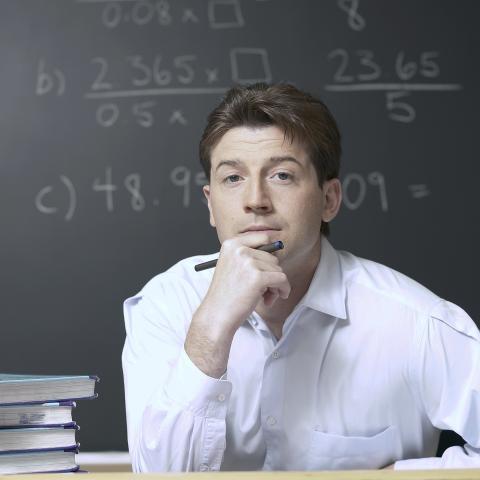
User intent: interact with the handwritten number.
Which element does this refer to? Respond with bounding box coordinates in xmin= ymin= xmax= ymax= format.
xmin=91 ymin=58 xmax=112 ymax=91
xmin=92 ymin=167 xmax=117 ymax=212
xmin=328 ymin=49 xmax=354 ymax=83
xmin=337 ymin=0 xmax=366 ymax=31
xmin=174 ymin=55 xmax=196 ymax=84
xmin=386 ymin=91 xmax=416 ymax=123
xmin=395 ymin=51 xmax=417 ymax=81
xmin=96 ymin=103 xmax=119 ymax=127
xmin=420 ymin=52 xmax=440 ymax=78
xmin=132 ymin=101 xmax=156 ymax=127
xmin=102 ymin=2 xmax=122 ymax=28
xmin=127 ymin=56 xmax=152 ymax=87
xmin=132 ymin=1 xmax=155 ymax=25
xmin=357 ymin=50 xmax=381 ymax=81
xmin=124 ymin=174 xmax=146 ymax=211
xmin=170 ymin=166 xmax=191 ymax=207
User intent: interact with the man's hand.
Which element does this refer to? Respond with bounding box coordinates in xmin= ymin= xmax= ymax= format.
xmin=202 ymin=232 xmax=291 ymax=331
xmin=185 ymin=232 xmax=291 ymax=378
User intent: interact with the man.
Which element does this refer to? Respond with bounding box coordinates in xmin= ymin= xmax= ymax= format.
xmin=122 ymin=83 xmax=480 ymax=471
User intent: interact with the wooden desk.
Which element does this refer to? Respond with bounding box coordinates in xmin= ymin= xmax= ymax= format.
xmin=1 ymin=470 xmax=479 ymax=479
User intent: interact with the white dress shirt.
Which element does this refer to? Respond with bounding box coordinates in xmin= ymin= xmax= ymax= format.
xmin=122 ymin=236 xmax=480 ymax=472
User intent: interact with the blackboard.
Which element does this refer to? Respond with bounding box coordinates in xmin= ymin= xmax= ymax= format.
xmin=0 ymin=0 xmax=478 ymax=452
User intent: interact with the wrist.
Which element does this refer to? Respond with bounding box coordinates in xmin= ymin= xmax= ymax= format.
xmin=185 ymin=313 xmax=236 ymax=379
xmin=192 ymin=302 xmax=240 ymax=342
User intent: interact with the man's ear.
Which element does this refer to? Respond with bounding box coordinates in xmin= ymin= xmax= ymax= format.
xmin=202 ymin=184 xmax=216 ymax=227
xmin=321 ymin=178 xmax=342 ymax=223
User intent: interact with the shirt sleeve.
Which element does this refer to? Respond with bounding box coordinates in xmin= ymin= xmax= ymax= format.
xmin=122 ymin=283 xmax=232 ymax=473
xmin=395 ymin=300 xmax=480 ymax=470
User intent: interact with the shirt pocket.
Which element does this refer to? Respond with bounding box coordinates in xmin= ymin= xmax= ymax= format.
xmin=305 ymin=425 xmax=399 ymax=470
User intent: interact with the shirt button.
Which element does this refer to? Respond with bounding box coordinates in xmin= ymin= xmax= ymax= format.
xmin=217 ymin=393 xmax=226 ymax=402
xmin=272 ymin=351 xmax=279 ymax=359
xmin=266 ymin=415 xmax=277 ymax=426
xmin=251 ymin=318 xmax=258 ymax=327
xmin=199 ymin=464 xmax=210 ymax=471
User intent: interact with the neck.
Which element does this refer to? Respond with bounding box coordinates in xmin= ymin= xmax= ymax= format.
xmin=255 ymin=238 xmax=322 ymax=339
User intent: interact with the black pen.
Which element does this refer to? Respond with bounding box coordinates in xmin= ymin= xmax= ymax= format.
xmin=194 ymin=241 xmax=284 ymax=272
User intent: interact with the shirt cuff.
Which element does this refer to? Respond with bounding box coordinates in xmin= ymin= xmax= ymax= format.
xmin=163 ymin=348 xmax=232 ymax=419
xmin=394 ymin=457 xmax=441 ymax=470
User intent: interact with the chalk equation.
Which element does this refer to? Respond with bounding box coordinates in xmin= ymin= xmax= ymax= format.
xmin=35 ymin=46 xmax=272 ymax=128
xmin=325 ymin=49 xmax=463 ymax=123
xmin=34 ymin=167 xmax=430 ymax=221
xmin=86 ymin=48 xmax=271 ymax=94
xmin=76 ymin=0 xmax=246 ymax=31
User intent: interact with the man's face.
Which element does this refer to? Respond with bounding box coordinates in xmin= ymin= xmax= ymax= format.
xmin=203 ymin=125 xmax=341 ymax=270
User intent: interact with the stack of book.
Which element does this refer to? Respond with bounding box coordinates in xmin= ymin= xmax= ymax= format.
xmin=0 ymin=374 xmax=98 ymax=474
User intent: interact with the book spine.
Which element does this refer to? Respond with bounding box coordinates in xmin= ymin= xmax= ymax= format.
xmin=0 ymin=422 xmax=77 ymax=430
xmin=0 ymin=394 xmax=97 ymax=406
xmin=0 ymin=443 xmax=79 ymax=455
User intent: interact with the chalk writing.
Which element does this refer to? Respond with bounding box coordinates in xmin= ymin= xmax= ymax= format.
xmin=35 ymin=175 xmax=76 ymax=221
xmin=92 ymin=167 xmax=117 ymax=212
xmin=77 ymin=47 xmax=271 ymax=126
xmin=34 ymin=168 xmax=431 ymax=221
xmin=35 ymin=60 xmax=66 ymax=96
xmin=208 ymin=0 xmax=244 ymax=29
xmin=77 ymin=0 xmax=248 ymax=30
xmin=100 ymin=1 xmax=173 ymax=28
xmin=337 ymin=0 xmax=365 ymax=31
xmin=409 ymin=184 xmax=430 ymax=199
xmin=325 ymin=49 xmax=462 ymax=122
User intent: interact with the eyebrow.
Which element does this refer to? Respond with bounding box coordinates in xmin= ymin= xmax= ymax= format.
xmin=215 ymin=156 xmax=303 ymax=173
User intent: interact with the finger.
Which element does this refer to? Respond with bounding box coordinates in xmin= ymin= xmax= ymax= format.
xmin=249 ymin=259 xmax=282 ymax=273
xmin=249 ymin=248 xmax=281 ymax=264
xmin=224 ymin=232 xmax=277 ymax=250
xmin=258 ymin=271 xmax=291 ymax=299
xmin=263 ymin=288 xmax=280 ymax=307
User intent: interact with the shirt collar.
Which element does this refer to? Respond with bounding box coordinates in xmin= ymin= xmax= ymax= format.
xmin=299 ymin=236 xmax=347 ymax=320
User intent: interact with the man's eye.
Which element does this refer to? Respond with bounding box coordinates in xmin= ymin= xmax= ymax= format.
xmin=274 ymin=172 xmax=292 ymax=181
xmin=225 ymin=175 xmax=241 ymax=183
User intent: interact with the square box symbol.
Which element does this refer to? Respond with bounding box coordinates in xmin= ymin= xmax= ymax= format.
xmin=208 ymin=0 xmax=244 ymax=29
xmin=230 ymin=48 xmax=272 ymax=84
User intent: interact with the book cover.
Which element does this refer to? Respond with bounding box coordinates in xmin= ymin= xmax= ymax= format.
xmin=0 ymin=374 xmax=98 ymax=405
xmin=0 ymin=447 xmax=78 ymax=474
xmin=0 ymin=401 xmax=75 ymax=428
xmin=0 ymin=425 xmax=78 ymax=453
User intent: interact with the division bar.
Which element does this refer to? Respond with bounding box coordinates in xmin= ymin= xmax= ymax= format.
xmin=76 ymin=0 xmax=139 ymax=3
xmin=84 ymin=87 xmax=230 ymax=100
xmin=324 ymin=83 xmax=463 ymax=92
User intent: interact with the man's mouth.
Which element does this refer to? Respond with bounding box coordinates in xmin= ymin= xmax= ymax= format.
xmin=240 ymin=225 xmax=281 ymax=233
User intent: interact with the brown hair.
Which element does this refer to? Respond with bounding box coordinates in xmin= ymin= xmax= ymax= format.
xmin=199 ymin=83 xmax=341 ymax=236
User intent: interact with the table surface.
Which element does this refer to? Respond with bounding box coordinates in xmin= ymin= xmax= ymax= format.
xmin=1 ymin=469 xmax=480 ymax=479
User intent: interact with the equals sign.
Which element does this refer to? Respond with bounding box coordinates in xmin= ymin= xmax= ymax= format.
xmin=409 ymin=184 xmax=430 ymax=199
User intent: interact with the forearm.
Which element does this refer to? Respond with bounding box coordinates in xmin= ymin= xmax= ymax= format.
xmin=185 ymin=304 xmax=237 ymax=379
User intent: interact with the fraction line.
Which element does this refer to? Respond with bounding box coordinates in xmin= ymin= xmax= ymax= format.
xmin=76 ymin=0 xmax=139 ymax=3
xmin=325 ymin=83 xmax=463 ymax=92
xmin=84 ymin=87 xmax=230 ymax=99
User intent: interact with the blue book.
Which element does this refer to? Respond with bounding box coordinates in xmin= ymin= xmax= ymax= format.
xmin=0 ymin=425 xmax=78 ymax=453
xmin=0 ymin=402 xmax=76 ymax=428
xmin=0 ymin=447 xmax=78 ymax=474
xmin=0 ymin=374 xmax=98 ymax=405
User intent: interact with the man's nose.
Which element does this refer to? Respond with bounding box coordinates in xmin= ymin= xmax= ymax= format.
xmin=243 ymin=178 xmax=273 ymax=214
